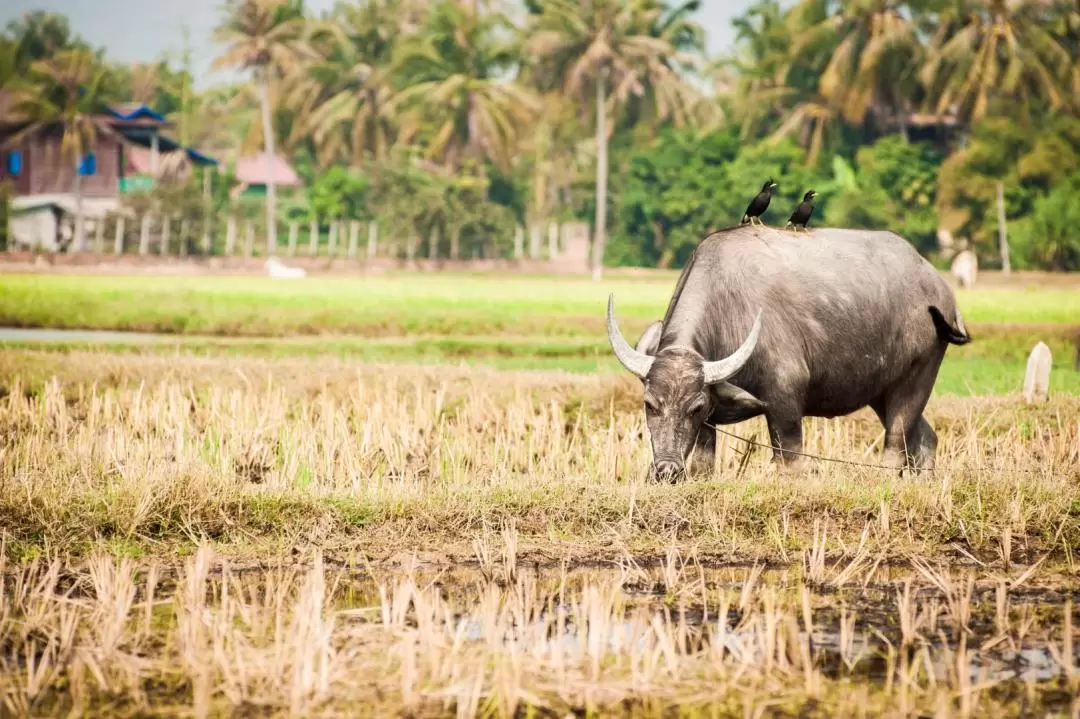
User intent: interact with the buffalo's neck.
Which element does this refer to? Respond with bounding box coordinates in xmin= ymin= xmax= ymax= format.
xmin=659 ymin=284 xmax=721 ymax=360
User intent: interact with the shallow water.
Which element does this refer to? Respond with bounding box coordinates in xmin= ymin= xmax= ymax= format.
xmin=0 ymin=326 xmax=170 ymax=344
xmin=224 ymin=559 xmax=1080 ymax=687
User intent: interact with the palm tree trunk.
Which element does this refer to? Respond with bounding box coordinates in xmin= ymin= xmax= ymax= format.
xmin=257 ymin=68 xmax=278 ymax=254
xmin=592 ymin=72 xmax=607 ymax=282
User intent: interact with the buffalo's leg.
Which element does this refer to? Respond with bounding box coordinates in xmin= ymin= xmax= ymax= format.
xmin=870 ymin=400 xmax=905 ymax=471
xmin=766 ymin=411 xmax=808 ymax=474
xmin=875 ymin=355 xmax=944 ymax=474
xmin=906 ymin=415 xmax=938 ymax=472
xmin=689 ymin=423 xmax=717 ymax=476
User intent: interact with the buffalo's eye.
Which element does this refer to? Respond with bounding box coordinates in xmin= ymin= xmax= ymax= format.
xmin=686 ymin=396 xmax=708 ymax=417
xmin=644 ymin=396 xmax=660 ymax=414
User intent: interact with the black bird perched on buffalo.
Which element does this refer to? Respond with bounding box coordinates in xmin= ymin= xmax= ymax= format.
xmin=741 ymin=178 xmax=777 ymax=226
xmin=786 ymin=190 xmax=817 ymax=232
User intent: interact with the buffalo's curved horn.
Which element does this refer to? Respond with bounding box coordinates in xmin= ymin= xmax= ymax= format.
xmin=702 ymin=309 xmax=764 ymax=385
xmin=607 ymin=294 xmax=654 ymax=379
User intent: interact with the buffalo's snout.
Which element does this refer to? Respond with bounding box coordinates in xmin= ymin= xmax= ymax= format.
xmin=652 ymin=460 xmax=684 ymax=483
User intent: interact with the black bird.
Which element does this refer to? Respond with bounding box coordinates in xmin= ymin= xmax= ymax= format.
xmin=741 ymin=178 xmax=777 ymax=226
xmin=785 ymin=190 xmax=817 ymax=232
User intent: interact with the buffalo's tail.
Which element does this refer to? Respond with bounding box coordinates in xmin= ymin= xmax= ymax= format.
xmin=929 ymin=305 xmax=971 ymax=345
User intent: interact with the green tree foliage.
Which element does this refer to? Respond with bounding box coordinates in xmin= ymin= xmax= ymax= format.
xmin=612 ymin=127 xmax=741 ymax=267
xmin=391 ymin=1 xmax=538 ymax=174
xmin=4 ymin=1 xmax=1080 ymax=270
xmin=825 ymin=136 xmax=942 ymax=253
xmin=307 ymin=166 xmax=370 ymax=222
xmin=1013 ymin=173 xmax=1080 ymax=271
xmin=937 ymin=115 xmax=1080 ymax=263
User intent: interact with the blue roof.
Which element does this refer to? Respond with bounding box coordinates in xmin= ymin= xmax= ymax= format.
xmin=104 ymin=103 xmax=167 ymax=123
xmin=185 ymin=147 xmax=218 ymax=167
xmin=113 ymin=125 xmax=219 ymax=168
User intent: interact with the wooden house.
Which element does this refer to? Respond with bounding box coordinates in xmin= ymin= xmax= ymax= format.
xmin=0 ymin=99 xmax=217 ymax=202
xmin=0 ymin=96 xmax=217 ymax=250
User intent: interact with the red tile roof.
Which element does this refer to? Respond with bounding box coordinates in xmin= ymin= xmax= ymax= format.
xmin=235 ymin=152 xmax=302 ymax=187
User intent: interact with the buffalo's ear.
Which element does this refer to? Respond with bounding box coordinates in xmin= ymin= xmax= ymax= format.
xmin=709 ymin=382 xmax=767 ymax=424
xmin=635 ymin=321 xmax=663 ymax=355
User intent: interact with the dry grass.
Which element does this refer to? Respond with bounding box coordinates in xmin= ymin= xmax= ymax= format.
xmin=1 ymin=546 xmax=1078 ymax=717
xmin=2 ymin=348 xmax=1079 ymax=715
xmin=1 ymin=349 xmax=1078 ymax=564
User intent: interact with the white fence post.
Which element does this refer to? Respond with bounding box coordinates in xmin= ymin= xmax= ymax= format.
xmin=529 ymin=223 xmax=541 ymax=259
xmin=113 ymin=216 xmax=125 ymax=255
xmin=225 ymin=216 xmax=237 ymax=256
xmin=139 ymin=214 xmax=151 ymax=255
xmin=367 ymin=221 xmax=378 ymax=259
xmin=94 ymin=216 xmax=105 ymax=253
xmin=160 ymin=215 xmax=171 ymax=255
xmin=328 ymin=220 xmax=339 ymax=257
xmin=266 ymin=217 xmax=277 ymax=256
xmin=348 ymin=220 xmax=359 ymax=259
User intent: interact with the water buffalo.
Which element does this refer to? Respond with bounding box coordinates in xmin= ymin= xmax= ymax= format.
xmin=606 ymin=226 xmax=970 ymax=480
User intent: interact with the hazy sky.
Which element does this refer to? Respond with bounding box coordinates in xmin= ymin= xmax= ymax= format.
xmin=0 ymin=0 xmax=753 ymax=87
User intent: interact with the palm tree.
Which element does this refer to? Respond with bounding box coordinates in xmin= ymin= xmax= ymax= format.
xmin=291 ymin=0 xmax=414 ymax=168
xmin=525 ymin=0 xmax=694 ymax=280
xmin=919 ymin=0 xmax=1077 ymax=126
xmin=724 ymin=0 xmax=800 ymax=141
xmin=6 ymin=49 xmax=116 ymax=251
xmin=622 ymin=0 xmax=706 ymax=135
xmin=789 ymin=0 xmax=922 ymax=132
xmin=214 ymin=0 xmax=307 ymax=252
xmin=390 ymin=1 xmax=539 ymax=174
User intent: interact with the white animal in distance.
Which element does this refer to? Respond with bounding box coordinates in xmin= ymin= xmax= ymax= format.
xmin=264 ymin=257 xmax=307 ymax=279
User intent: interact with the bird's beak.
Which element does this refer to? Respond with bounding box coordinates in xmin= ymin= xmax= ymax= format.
xmin=771 ymin=183 xmax=778 ymax=189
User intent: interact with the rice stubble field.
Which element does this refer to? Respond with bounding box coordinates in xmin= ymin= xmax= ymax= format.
xmin=0 ymin=270 xmax=1078 ymax=716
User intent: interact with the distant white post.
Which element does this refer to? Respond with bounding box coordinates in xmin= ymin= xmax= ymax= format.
xmin=287 ymin=222 xmax=298 ymax=256
xmin=1022 ymin=341 xmax=1052 ymax=403
xmin=113 ymin=216 xmax=125 ymax=255
xmin=308 ymin=218 xmax=318 ymax=256
xmin=348 ymin=220 xmax=359 ymax=259
xmin=139 ymin=214 xmax=151 ymax=255
xmin=547 ymin=221 xmax=559 ymax=259
xmin=266 ymin=216 xmax=277 ymax=256
xmin=225 ymin=216 xmax=237 ymax=256
xmin=94 ymin=216 xmax=105 ymax=253
xmin=367 ymin=220 xmax=378 ymax=259
xmin=160 ymin=215 xmax=170 ymax=255
xmin=529 ymin=223 xmax=541 ymax=259
xmin=244 ymin=221 xmax=254 ymax=257
xmin=328 ymin=220 xmax=339 ymax=257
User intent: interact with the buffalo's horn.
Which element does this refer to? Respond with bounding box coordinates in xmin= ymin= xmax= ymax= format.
xmin=702 ymin=309 xmax=764 ymax=385
xmin=606 ymin=294 xmax=655 ymax=379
